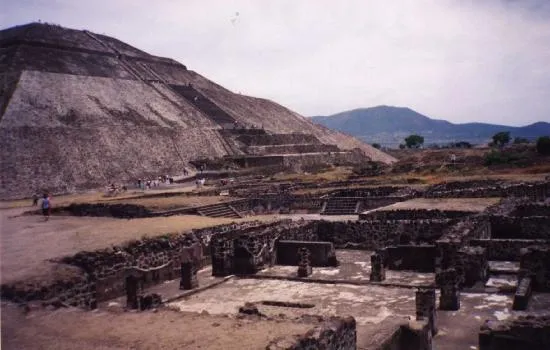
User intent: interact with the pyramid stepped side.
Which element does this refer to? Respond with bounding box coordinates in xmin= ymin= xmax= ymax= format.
xmin=0 ymin=23 xmax=396 ymax=199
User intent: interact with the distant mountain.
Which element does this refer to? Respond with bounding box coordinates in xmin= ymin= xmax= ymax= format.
xmin=311 ymin=106 xmax=550 ymax=147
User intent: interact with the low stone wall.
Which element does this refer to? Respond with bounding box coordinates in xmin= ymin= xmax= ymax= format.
xmin=520 ymin=246 xmax=550 ymax=292
xmin=332 ymin=186 xmax=418 ymax=198
xmin=0 ymin=271 xmax=96 ymax=309
xmin=361 ymin=209 xmax=473 ymax=221
xmin=425 ymin=181 xmax=549 ymax=201
xmin=479 ymin=314 xmax=550 ymax=350
xmin=314 ymin=219 xmax=454 ymax=250
xmin=54 ymin=203 xmax=153 ymax=218
xmin=210 ymin=220 xmax=310 ymax=276
xmin=470 ymin=239 xmax=550 ymax=261
xmin=0 ymin=220 xmax=290 ymax=308
xmin=266 ymin=316 xmax=356 ymax=350
xmin=382 ymin=245 xmax=436 ymax=272
xmin=276 ymin=240 xmax=338 ymax=267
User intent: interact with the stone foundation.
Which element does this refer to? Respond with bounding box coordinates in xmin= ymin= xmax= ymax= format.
xmin=479 ymin=314 xmax=550 ymax=350
xmin=266 ymin=316 xmax=356 ymax=350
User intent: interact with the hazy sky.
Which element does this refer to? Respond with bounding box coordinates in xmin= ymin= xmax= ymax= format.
xmin=3 ymin=0 xmax=550 ymax=125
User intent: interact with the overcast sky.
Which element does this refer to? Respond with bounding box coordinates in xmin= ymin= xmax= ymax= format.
xmin=3 ymin=0 xmax=550 ymax=126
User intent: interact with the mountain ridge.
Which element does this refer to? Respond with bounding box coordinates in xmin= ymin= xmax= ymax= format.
xmin=311 ymin=106 xmax=550 ymax=146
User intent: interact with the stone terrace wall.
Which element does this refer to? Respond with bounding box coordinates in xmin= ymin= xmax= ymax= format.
xmin=266 ymin=316 xmax=356 ymax=350
xmin=236 ymin=133 xmax=321 ymax=146
xmin=245 ymin=143 xmax=339 ymax=155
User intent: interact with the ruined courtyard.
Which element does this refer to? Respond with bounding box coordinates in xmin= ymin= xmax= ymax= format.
xmin=2 ymin=174 xmax=550 ymax=349
xmin=2 ymin=21 xmax=550 ymax=350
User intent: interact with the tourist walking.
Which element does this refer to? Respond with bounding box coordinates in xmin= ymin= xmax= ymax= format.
xmin=41 ymin=194 xmax=51 ymax=221
xmin=32 ymin=193 xmax=39 ymax=206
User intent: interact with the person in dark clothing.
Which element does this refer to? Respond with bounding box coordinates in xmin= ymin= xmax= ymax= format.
xmin=41 ymin=194 xmax=51 ymax=221
xmin=32 ymin=193 xmax=39 ymax=206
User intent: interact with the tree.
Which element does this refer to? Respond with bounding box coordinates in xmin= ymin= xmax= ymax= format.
xmin=371 ymin=143 xmax=381 ymax=149
xmin=399 ymin=143 xmax=406 ymax=149
xmin=492 ymin=131 xmax=511 ymax=147
xmin=404 ymin=134 xmax=424 ymax=149
xmin=536 ymin=136 xmax=550 ymax=155
xmin=513 ymin=137 xmax=529 ymax=144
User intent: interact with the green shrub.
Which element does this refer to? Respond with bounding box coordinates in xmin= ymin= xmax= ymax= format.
xmin=536 ymin=136 xmax=550 ymax=155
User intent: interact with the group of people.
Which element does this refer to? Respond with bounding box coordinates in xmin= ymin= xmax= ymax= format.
xmin=32 ymin=193 xmax=51 ymax=221
xmin=137 ymin=176 xmax=173 ymax=190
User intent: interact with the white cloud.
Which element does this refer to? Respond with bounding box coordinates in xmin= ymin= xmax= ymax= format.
xmin=3 ymin=0 xmax=550 ymax=125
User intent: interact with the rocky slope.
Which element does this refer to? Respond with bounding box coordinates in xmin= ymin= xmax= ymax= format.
xmin=0 ymin=23 xmax=395 ymax=199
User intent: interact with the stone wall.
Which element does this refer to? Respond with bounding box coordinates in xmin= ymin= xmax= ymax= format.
xmin=425 ymin=181 xmax=549 ymax=201
xmin=520 ymin=246 xmax=550 ymax=292
xmin=276 ymin=240 xmax=338 ymax=267
xmin=479 ymin=314 xmax=550 ymax=350
xmin=55 ymin=203 xmax=153 ymax=218
xmin=470 ymin=239 xmax=550 ymax=261
xmin=314 ymin=219 xmax=454 ymax=249
xmin=245 ymin=143 xmax=339 ymax=155
xmin=361 ymin=209 xmax=473 ymax=221
xmin=210 ymin=220 xmax=310 ymax=276
xmin=236 ymin=133 xmax=321 ymax=146
xmin=331 ymin=186 xmax=418 ymax=198
xmin=382 ymin=245 xmax=436 ymax=272
xmin=0 ymin=270 xmax=96 ymax=309
xmin=0 ymin=220 xmax=289 ymax=308
xmin=490 ymin=216 xmax=550 ymax=239
xmin=266 ymin=316 xmax=356 ymax=350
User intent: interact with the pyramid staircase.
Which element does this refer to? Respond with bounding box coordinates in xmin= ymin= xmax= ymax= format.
xmin=169 ymin=84 xmax=236 ymax=126
xmin=196 ymin=202 xmax=242 ymax=219
xmin=321 ymin=197 xmax=361 ymax=215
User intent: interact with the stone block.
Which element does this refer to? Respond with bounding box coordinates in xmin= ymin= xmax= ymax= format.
xmin=416 ymin=288 xmax=437 ymax=335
